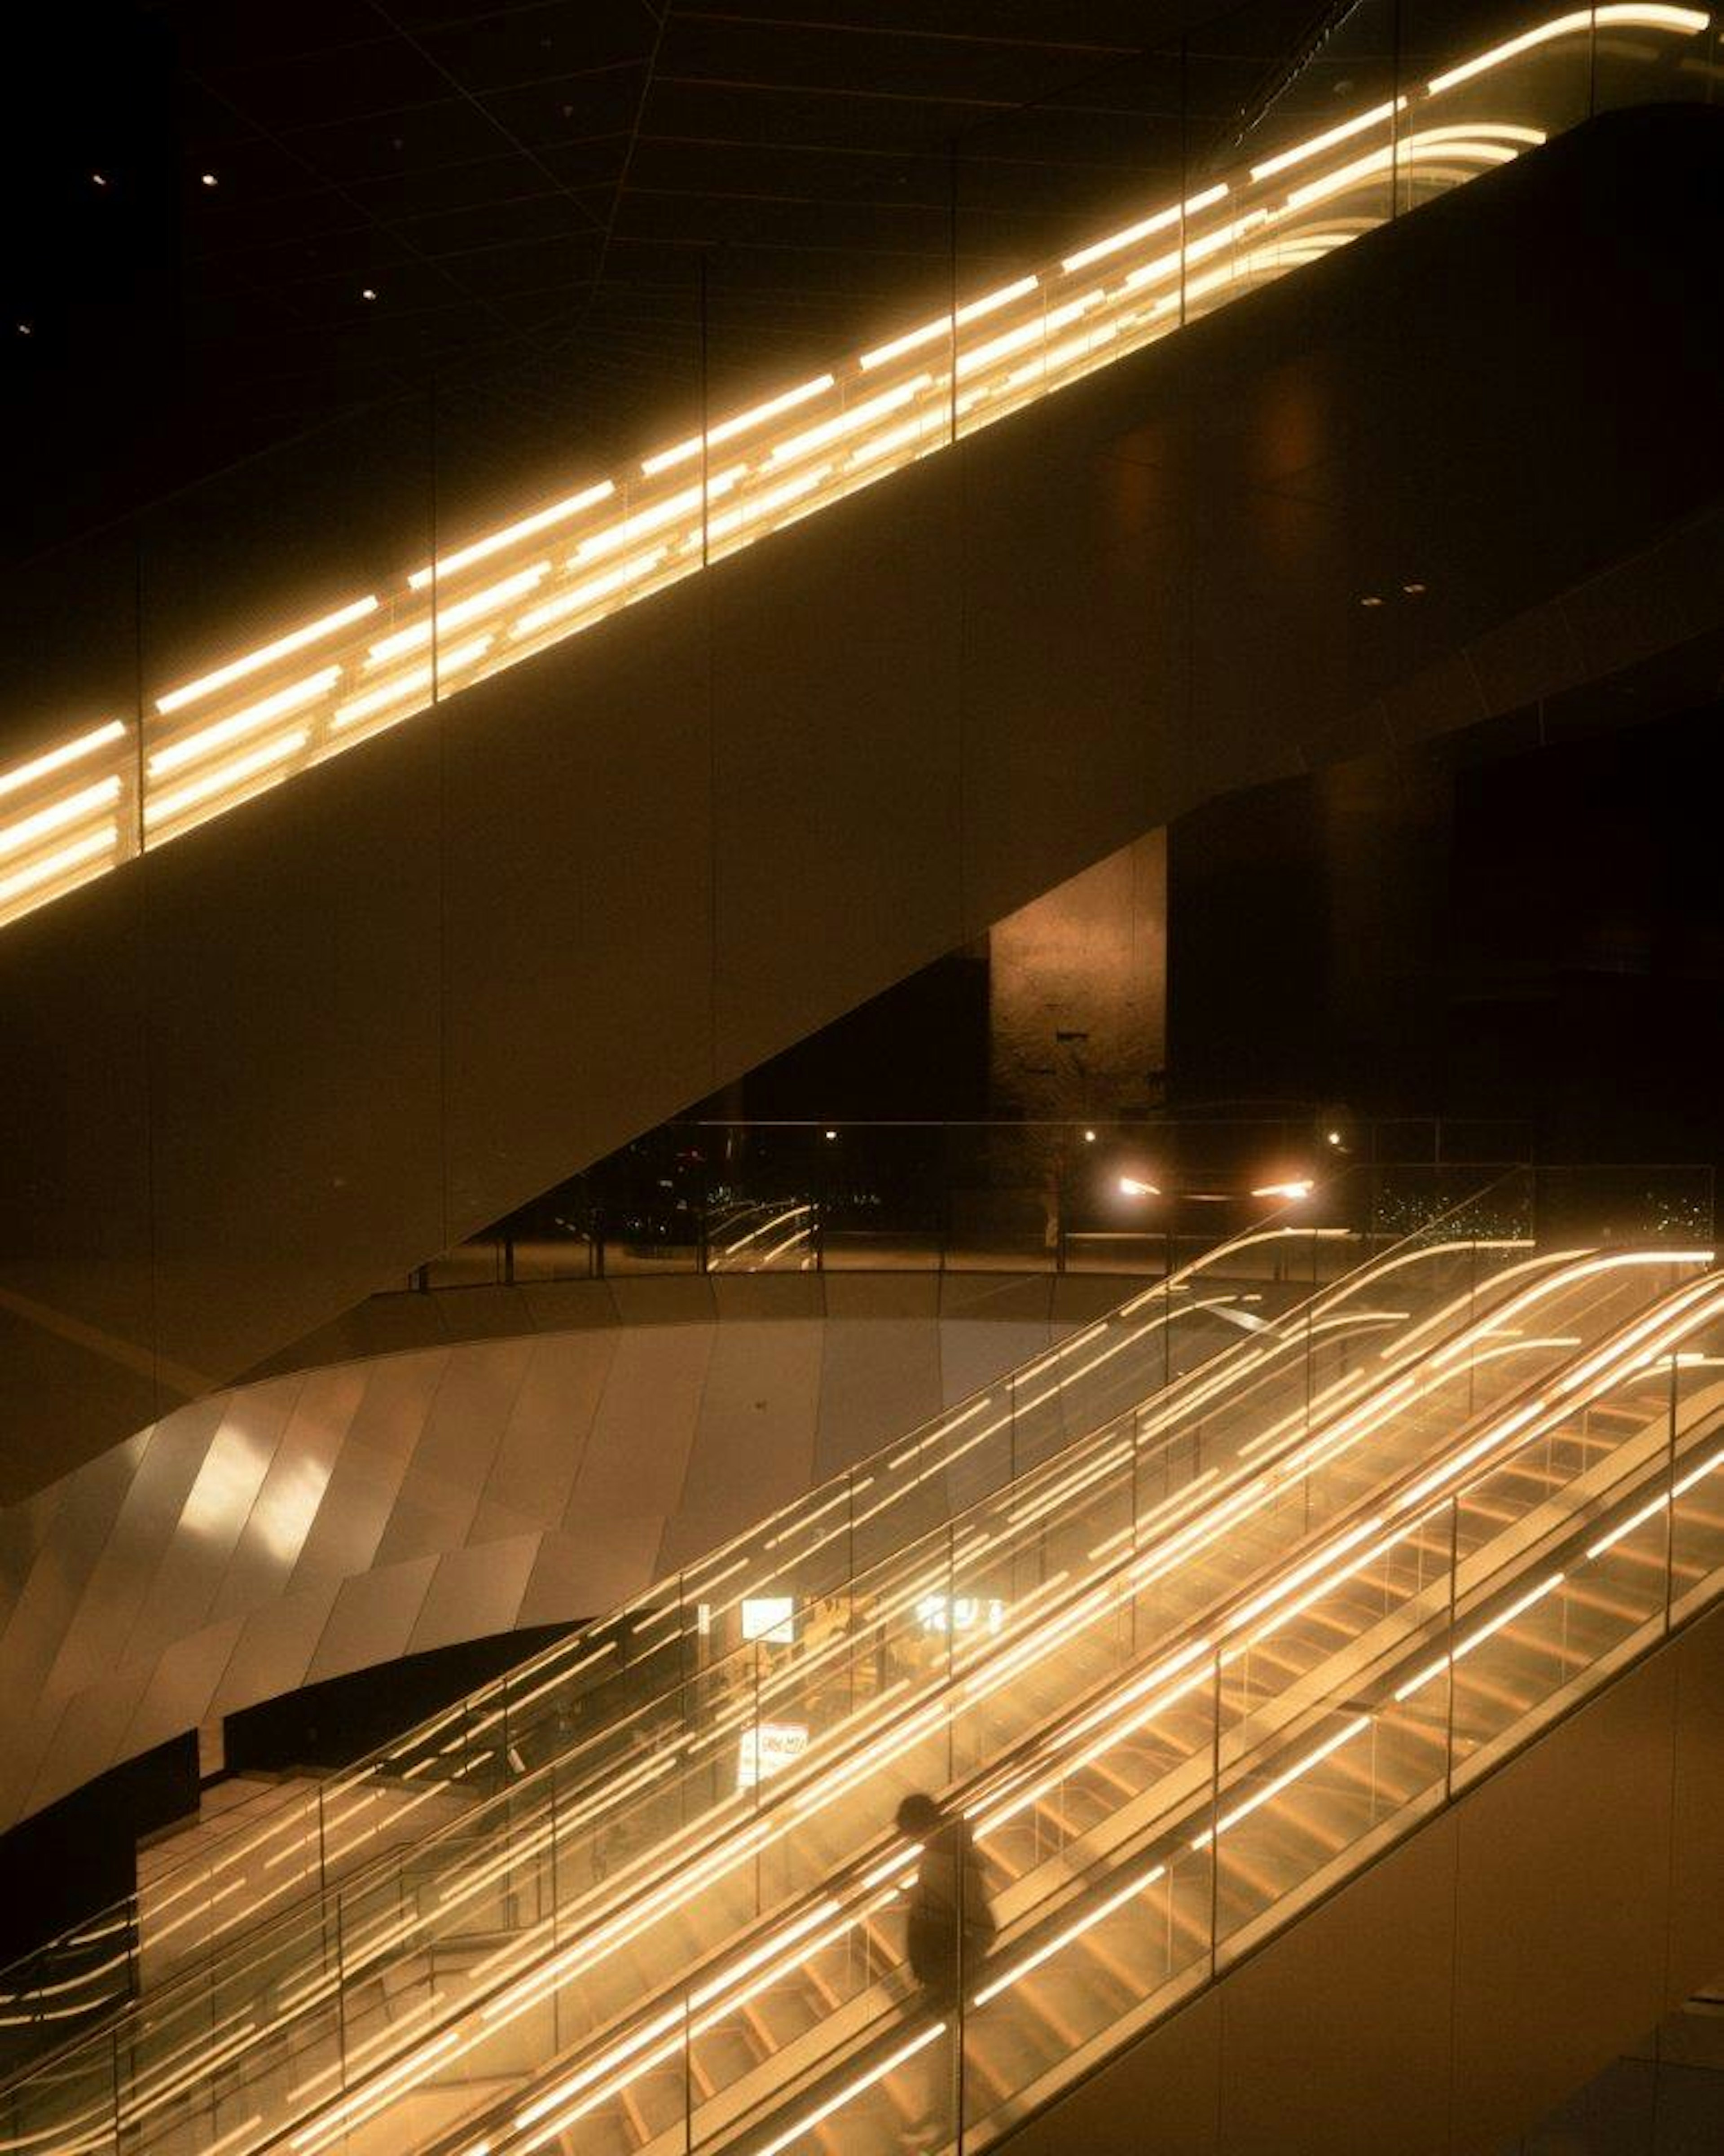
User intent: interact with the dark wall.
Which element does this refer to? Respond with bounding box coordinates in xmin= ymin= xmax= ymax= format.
xmin=0 ymin=1732 xmax=195 ymax=1970
xmin=2 ymin=108 xmax=1722 ymax=1500
xmin=1168 ymin=692 xmax=1724 ymax=1165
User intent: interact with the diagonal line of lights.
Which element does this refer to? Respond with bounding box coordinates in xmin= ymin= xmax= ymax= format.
xmin=0 ymin=6 xmax=1707 ymax=930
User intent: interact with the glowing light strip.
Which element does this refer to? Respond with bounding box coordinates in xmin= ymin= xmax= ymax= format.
xmin=407 ymin=481 xmax=616 ymax=591
xmin=154 ymin=597 xmax=378 ymax=715
xmin=769 ymin=376 xmax=932 ymax=467
xmin=0 ymin=776 xmax=121 ymax=860
xmin=858 ymin=276 xmax=1039 ymax=371
xmin=1251 ymin=98 xmax=1408 ymax=181
xmin=145 ymin=732 xmax=311 ymax=832
xmin=1060 ymin=185 xmax=1229 ymax=274
xmin=510 ymin=547 xmax=673 ymax=641
xmin=366 ymin=564 xmax=548 ymax=665
xmin=1191 ymin=1715 xmax=1372 ymax=1846
xmin=149 ymin=669 xmax=338 ymax=777
xmin=1583 ymin=1446 xmax=1724 ymax=1559
xmin=332 ymin=635 xmax=495 ymax=731
xmin=1393 ymin=1570 xmax=1568 ymax=1701
xmin=0 ymin=719 xmax=127 ymax=801
xmin=748 ymin=2023 xmax=946 ymax=2156
xmin=973 ymin=1860 xmax=1168 ymax=2004
xmin=642 ymin=373 xmax=836 ymax=475
xmin=1428 ymin=5 xmax=1707 ymax=94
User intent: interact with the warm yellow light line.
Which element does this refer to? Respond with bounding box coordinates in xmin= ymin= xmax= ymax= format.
xmin=1060 ymin=185 xmax=1228 ymax=275
xmin=1251 ymin=99 xmax=1407 ymax=183
xmin=149 ymin=669 xmax=339 ymax=776
xmin=0 ymin=823 xmax=119 ymax=907
xmin=858 ymin=275 xmax=1040 ymax=372
xmin=0 ymin=776 xmax=122 ymax=861
xmin=641 ymin=373 xmax=837 ymax=476
xmin=1428 ymin=4 xmax=1707 ymax=94
xmin=0 ymin=719 xmax=127 ymax=802
xmin=406 ymin=481 xmax=616 ymax=591
xmin=145 ymin=729 xmax=311 ymax=831
xmin=154 ymin=597 xmax=378 ymax=715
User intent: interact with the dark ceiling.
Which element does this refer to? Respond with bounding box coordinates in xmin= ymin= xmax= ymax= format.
xmin=4 ymin=0 xmax=1479 ymax=563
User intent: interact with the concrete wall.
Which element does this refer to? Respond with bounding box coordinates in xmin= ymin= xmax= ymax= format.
xmin=0 ymin=1271 xmax=1123 ymax=1830
xmin=1008 ymin=1599 xmax=1724 ymax=2156
xmin=2 ymin=108 xmax=1721 ymax=1500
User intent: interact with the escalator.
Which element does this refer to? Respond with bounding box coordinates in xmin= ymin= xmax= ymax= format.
xmin=362 ymin=1264 xmax=1724 ymax=2156
xmin=0 ymin=1171 xmax=1712 ymax=2156
xmin=3 ymin=9 xmax=1720 ymax=1499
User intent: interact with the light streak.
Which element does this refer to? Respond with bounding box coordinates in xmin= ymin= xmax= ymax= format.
xmin=0 ymin=719 xmax=127 ymax=800
xmin=407 ymin=480 xmax=616 ymax=590
xmin=153 ymin=597 xmax=378 ymax=715
xmin=641 ymin=373 xmax=836 ymax=474
xmin=145 ymin=732 xmax=310 ymax=833
xmin=1191 ymin=1715 xmax=1372 ymax=1846
xmin=1427 ymin=6 xmax=1707 ymax=94
xmin=1251 ymin=98 xmax=1407 ymax=182
xmin=332 ymin=635 xmax=494 ymax=731
xmin=365 ymin=564 xmax=548 ymax=664
xmin=859 ymin=276 xmax=1039 ymax=370
xmin=0 ymin=823 xmax=120 ymax=908
xmin=148 ymin=669 xmax=338 ymax=777
xmin=748 ymin=2024 xmax=946 ymax=2156
xmin=1061 ymin=185 xmax=1229 ymax=274
xmin=972 ymin=1860 xmax=1168 ymax=2003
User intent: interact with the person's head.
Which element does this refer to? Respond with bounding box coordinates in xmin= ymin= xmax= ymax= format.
xmin=895 ymin=1791 xmax=941 ymax=1839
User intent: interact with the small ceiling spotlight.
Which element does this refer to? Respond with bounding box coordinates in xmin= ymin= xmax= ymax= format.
xmin=92 ymin=172 xmax=109 ymax=188
xmin=1083 ymin=1128 xmax=1097 ymax=1144
xmin=1360 ymin=594 xmax=1383 ymax=608
xmin=1119 ymin=1175 xmax=1160 ymax=1198
xmin=361 ymin=286 xmax=378 ymax=301
xmin=200 ymin=171 xmax=219 ymax=188
xmin=823 ymin=1129 xmax=837 ymax=1141
xmin=15 ymin=322 xmax=31 ymax=337
xmin=1402 ymin=580 xmax=1427 ymax=595
xmin=1326 ymin=1129 xmax=1343 ymax=1146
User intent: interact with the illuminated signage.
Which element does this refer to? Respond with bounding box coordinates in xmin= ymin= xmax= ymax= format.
xmin=737 ymin=1721 xmax=809 ymax=1790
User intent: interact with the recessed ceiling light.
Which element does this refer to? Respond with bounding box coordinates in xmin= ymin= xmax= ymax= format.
xmin=1403 ymin=580 xmax=1427 ymax=595
xmin=1360 ymin=595 xmax=1383 ymax=608
xmin=92 ymin=172 xmax=108 ymax=188
xmin=361 ymin=287 xmax=378 ymax=301
xmin=15 ymin=322 xmax=31 ymax=337
xmin=200 ymin=172 xmax=218 ymax=188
